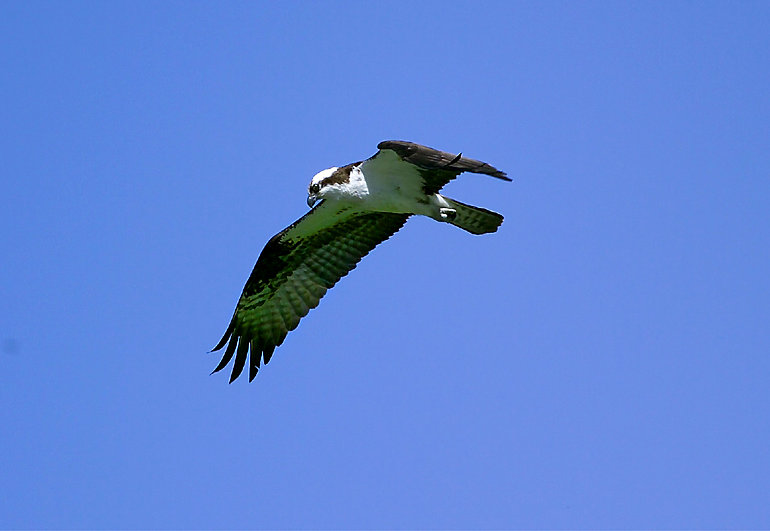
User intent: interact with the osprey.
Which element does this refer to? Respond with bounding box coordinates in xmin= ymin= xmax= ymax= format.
xmin=212 ymin=140 xmax=510 ymax=382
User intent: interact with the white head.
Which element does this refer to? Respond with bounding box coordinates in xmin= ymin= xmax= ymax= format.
xmin=307 ymin=166 xmax=347 ymax=207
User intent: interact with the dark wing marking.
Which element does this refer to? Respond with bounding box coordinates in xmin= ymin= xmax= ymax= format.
xmin=376 ymin=140 xmax=510 ymax=195
xmin=212 ymin=206 xmax=410 ymax=382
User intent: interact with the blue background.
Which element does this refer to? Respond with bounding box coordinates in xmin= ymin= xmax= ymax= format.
xmin=2 ymin=1 xmax=769 ymax=528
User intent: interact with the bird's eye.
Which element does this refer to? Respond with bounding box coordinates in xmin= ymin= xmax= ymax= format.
xmin=311 ymin=183 xmax=320 ymax=193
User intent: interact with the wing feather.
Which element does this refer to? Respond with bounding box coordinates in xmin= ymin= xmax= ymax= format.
xmin=262 ymin=345 xmax=277 ymax=366
xmin=212 ymin=334 xmax=238 ymax=374
xmin=213 ymin=204 xmax=409 ymax=381
xmin=274 ymin=293 xmax=300 ymax=331
xmin=231 ymin=337 xmax=250 ymax=383
xmin=375 ymin=140 xmax=510 ymax=195
xmin=248 ymin=339 xmax=261 ymax=381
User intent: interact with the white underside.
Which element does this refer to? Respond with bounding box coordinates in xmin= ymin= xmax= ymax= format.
xmin=326 ymin=150 xmax=445 ymax=216
xmin=290 ymin=150 xmax=454 ymax=241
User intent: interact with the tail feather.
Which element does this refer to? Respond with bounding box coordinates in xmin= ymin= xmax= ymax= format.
xmin=442 ymin=197 xmax=504 ymax=235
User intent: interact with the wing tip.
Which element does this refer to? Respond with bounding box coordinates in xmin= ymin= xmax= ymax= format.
xmin=211 ymin=318 xmax=236 ymax=352
xmin=487 ymin=168 xmax=511 ymax=181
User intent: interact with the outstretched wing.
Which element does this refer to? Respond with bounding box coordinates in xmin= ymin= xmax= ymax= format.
xmin=212 ymin=203 xmax=409 ymax=382
xmin=375 ymin=140 xmax=510 ymax=195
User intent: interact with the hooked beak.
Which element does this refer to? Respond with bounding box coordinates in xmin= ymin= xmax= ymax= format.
xmin=307 ymin=194 xmax=318 ymax=208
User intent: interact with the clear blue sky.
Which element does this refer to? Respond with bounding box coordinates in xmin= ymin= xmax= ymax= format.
xmin=2 ymin=1 xmax=769 ymax=528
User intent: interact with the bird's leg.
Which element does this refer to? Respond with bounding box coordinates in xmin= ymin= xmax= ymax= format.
xmin=439 ymin=207 xmax=457 ymax=221
xmin=430 ymin=194 xmax=457 ymax=222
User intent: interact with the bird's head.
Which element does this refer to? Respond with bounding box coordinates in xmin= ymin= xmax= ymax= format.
xmin=307 ymin=166 xmax=339 ymax=208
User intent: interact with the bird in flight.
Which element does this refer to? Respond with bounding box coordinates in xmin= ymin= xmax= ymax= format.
xmin=212 ymin=140 xmax=510 ymax=382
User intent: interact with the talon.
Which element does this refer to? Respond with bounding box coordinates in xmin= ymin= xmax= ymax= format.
xmin=439 ymin=207 xmax=457 ymax=221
